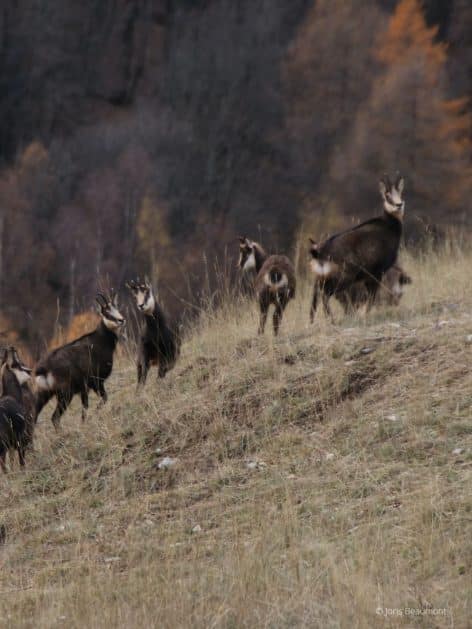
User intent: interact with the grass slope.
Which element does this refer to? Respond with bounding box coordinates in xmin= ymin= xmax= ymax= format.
xmin=1 ymin=245 xmax=471 ymax=628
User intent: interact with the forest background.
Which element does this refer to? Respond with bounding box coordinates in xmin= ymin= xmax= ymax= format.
xmin=0 ymin=0 xmax=470 ymax=353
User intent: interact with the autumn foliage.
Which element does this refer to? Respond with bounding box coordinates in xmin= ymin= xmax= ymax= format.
xmin=49 ymin=311 xmax=101 ymax=350
xmin=0 ymin=1 xmax=470 ymax=350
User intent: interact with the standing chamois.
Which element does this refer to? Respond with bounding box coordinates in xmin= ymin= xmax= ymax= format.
xmin=35 ymin=292 xmax=125 ymax=430
xmin=1 ymin=347 xmax=36 ymax=447
xmin=309 ymin=174 xmax=405 ymax=322
xmin=126 ymin=279 xmax=179 ymax=386
xmin=238 ymin=237 xmax=296 ymax=336
xmin=336 ymin=264 xmax=412 ymax=313
xmin=0 ymin=347 xmax=32 ymax=472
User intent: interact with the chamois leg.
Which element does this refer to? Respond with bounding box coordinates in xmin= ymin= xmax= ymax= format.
xmin=272 ymin=303 xmax=284 ymax=336
xmin=50 ymin=392 xmax=72 ymax=431
xmin=96 ymin=381 xmax=108 ymax=406
xmin=258 ymin=299 xmax=269 ymax=335
xmin=137 ymin=359 xmax=149 ymax=386
xmin=364 ymin=278 xmax=380 ymax=313
xmin=24 ymin=424 xmax=34 ymax=450
xmin=310 ymin=283 xmax=319 ymax=324
xmin=321 ymin=291 xmax=334 ymax=323
xmin=0 ymin=451 xmax=7 ymax=474
xmin=17 ymin=442 xmax=26 ymax=467
xmin=80 ymin=389 xmax=89 ymax=422
xmin=158 ymin=363 xmax=168 ymax=379
xmin=35 ymin=390 xmax=54 ymax=422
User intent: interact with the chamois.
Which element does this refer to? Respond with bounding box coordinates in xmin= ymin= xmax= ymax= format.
xmin=309 ymin=174 xmax=405 ymax=322
xmin=336 ymin=264 xmax=412 ymax=313
xmin=0 ymin=347 xmax=35 ymax=447
xmin=35 ymin=292 xmax=125 ymax=430
xmin=126 ymin=279 xmax=179 ymax=386
xmin=238 ymin=237 xmax=296 ymax=336
xmin=0 ymin=347 xmax=31 ymax=472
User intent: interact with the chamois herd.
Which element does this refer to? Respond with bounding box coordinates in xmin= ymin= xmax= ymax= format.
xmin=1 ymin=174 xmax=411 ymax=472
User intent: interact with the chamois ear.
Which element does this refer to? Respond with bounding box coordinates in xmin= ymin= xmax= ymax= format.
xmin=0 ymin=348 xmax=7 ymax=366
xmin=5 ymin=347 xmax=14 ymax=368
xmin=238 ymin=236 xmax=247 ymax=248
xmin=96 ymin=293 xmax=107 ymax=310
xmin=308 ymin=237 xmax=317 ymax=247
xmin=144 ymin=275 xmax=152 ymax=289
xmin=379 ymin=178 xmax=388 ymax=198
xmin=125 ymin=280 xmax=136 ymax=291
xmin=111 ymin=290 xmax=119 ymax=307
xmin=396 ymin=175 xmax=405 ymax=194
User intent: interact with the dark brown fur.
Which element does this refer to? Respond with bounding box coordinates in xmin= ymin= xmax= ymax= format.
xmin=35 ymin=293 xmax=124 ymax=430
xmin=126 ymin=280 xmax=180 ymax=386
xmin=239 ymin=238 xmax=296 ymax=336
xmin=310 ymin=175 xmax=404 ymax=321
xmin=0 ymin=350 xmax=29 ymax=472
xmin=336 ymin=264 xmax=412 ymax=312
xmin=0 ymin=348 xmax=35 ymax=448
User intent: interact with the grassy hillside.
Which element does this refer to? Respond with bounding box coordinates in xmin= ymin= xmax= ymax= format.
xmin=1 ymin=244 xmax=471 ymax=628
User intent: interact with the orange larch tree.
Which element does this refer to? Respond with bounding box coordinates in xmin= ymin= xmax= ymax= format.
xmin=332 ymin=0 xmax=471 ymax=226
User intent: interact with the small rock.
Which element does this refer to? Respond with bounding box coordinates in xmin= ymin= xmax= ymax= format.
xmin=158 ymin=456 xmax=177 ymax=470
xmin=436 ymin=320 xmax=449 ymax=328
xmin=55 ymin=524 xmax=66 ymax=532
xmin=155 ymin=448 xmax=162 ymax=455
xmin=286 ymin=474 xmax=297 ymax=480
xmin=246 ymin=461 xmax=266 ymax=470
xmin=144 ymin=519 xmax=154 ymax=527
xmin=465 ymin=335 xmax=472 ymax=344
xmin=191 ymin=524 xmax=202 ymax=534
xmin=344 ymin=360 xmax=357 ymax=366
xmin=360 ymin=347 xmax=374 ymax=355
xmin=389 ymin=323 xmax=401 ymax=328
xmin=386 ymin=414 xmax=398 ymax=422
xmin=104 ymin=556 xmax=120 ymax=564
xmin=325 ymin=453 xmax=335 ymax=461
xmin=452 ymin=448 xmax=463 ymax=456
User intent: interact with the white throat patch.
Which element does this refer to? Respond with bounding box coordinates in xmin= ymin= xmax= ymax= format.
xmin=12 ymin=368 xmax=31 ymax=385
xmin=137 ymin=290 xmax=155 ymax=314
xmin=36 ymin=372 xmax=56 ymax=391
xmin=243 ymin=251 xmax=256 ymax=272
xmin=384 ymin=188 xmax=405 ymax=219
xmin=102 ymin=304 xmax=124 ymax=331
xmin=103 ymin=317 xmax=121 ymax=331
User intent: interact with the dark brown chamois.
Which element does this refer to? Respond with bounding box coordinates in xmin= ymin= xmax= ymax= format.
xmin=35 ymin=292 xmax=125 ymax=430
xmin=336 ymin=264 xmax=412 ymax=313
xmin=0 ymin=347 xmax=35 ymax=448
xmin=126 ymin=279 xmax=180 ymax=386
xmin=238 ymin=237 xmax=296 ymax=336
xmin=309 ymin=174 xmax=405 ymax=322
xmin=0 ymin=347 xmax=32 ymax=472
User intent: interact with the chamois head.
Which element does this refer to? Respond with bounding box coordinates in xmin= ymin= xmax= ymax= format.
xmin=96 ymin=291 xmax=125 ymax=332
xmin=238 ymin=237 xmax=257 ymax=272
xmin=1 ymin=346 xmax=32 ymax=385
xmin=379 ymin=174 xmax=405 ymax=219
xmin=126 ymin=278 xmax=156 ymax=315
xmin=308 ymin=237 xmax=319 ymax=259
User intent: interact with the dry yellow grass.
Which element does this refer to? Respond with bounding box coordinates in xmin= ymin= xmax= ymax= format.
xmin=1 ymin=243 xmax=471 ymax=628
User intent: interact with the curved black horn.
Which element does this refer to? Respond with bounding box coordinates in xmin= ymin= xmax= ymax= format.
xmin=96 ymin=293 xmax=108 ymax=307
